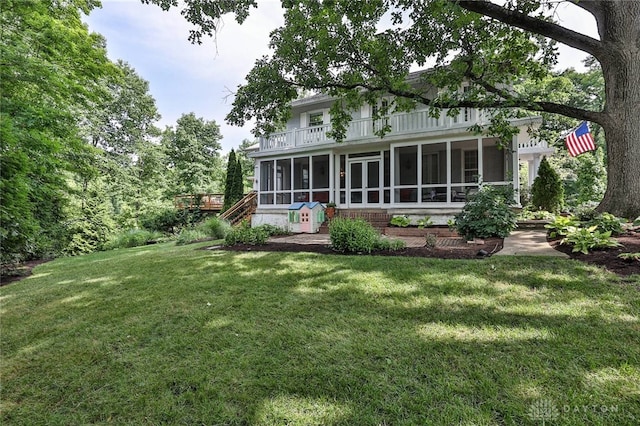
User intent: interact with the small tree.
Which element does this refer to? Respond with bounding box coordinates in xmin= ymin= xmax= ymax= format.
xmin=530 ymin=157 xmax=564 ymax=213
xmin=232 ymin=157 xmax=244 ymax=202
xmin=222 ymin=149 xmax=237 ymax=211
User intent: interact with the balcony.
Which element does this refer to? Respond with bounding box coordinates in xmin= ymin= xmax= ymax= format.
xmin=517 ymin=138 xmax=554 ymax=154
xmin=259 ymin=108 xmax=484 ymax=152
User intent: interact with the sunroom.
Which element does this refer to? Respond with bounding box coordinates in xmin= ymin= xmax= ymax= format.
xmin=254 ymin=135 xmax=517 ymax=211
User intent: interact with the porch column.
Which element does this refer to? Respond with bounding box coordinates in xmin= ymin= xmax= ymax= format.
xmin=512 ymin=136 xmax=521 ymax=206
xmin=530 ymin=155 xmax=542 ymax=186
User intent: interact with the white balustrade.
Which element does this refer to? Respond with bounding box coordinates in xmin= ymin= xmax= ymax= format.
xmin=258 ymin=108 xmax=483 ymax=151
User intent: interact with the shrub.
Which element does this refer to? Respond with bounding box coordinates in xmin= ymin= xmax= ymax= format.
xmin=139 ymin=207 xmax=204 ymax=234
xmin=530 ymin=157 xmax=564 ymax=213
xmin=562 ymin=226 xmax=621 ymax=254
xmin=518 ymin=208 xmax=555 ymax=221
xmin=545 ymin=215 xmax=581 ymax=238
xmin=587 ymin=212 xmax=624 ymax=236
xmin=390 ymin=215 xmax=411 ymax=227
xmin=258 ymin=224 xmax=289 ymax=237
xmin=329 ymin=218 xmax=382 ymax=253
xmin=575 ymin=207 xmax=599 ymax=222
xmin=454 ymin=185 xmax=517 ymax=240
xmin=224 ymin=223 xmax=271 ymax=246
xmin=104 ymin=229 xmax=163 ymax=250
xmin=376 ymin=237 xmax=406 ymax=251
xmin=425 ymin=233 xmax=437 ymax=248
xmin=176 ymin=228 xmax=210 ymax=245
xmin=417 ymin=216 xmax=433 ymax=228
xmin=200 ymin=217 xmax=232 ymax=239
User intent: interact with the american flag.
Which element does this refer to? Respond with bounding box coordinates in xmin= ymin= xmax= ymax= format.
xmin=565 ymin=122 xmax=596 ymax=157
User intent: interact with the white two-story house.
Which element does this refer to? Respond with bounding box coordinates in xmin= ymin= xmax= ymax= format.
xmin=249 ymin=73 xmax=553 ymax=228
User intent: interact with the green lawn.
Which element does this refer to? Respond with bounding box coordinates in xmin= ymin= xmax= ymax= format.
xmin=2 ymin=242 xmax=639 ymax=425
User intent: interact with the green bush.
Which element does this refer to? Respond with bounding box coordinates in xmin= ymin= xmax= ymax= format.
xmin=544 ymin=215 xmax=581 ymax=238
xmin=176 ymin=228 xmax=210 ymax=246
xmin=375 ymin=237 xmax=406 ymax=251
xmin=200 ymin=217 xmax=232 ymax=239
xmin=562 ymin=226 xmax=621 ymax=254
xmin=104 ymin=229 xmax=163 ymax=250
xmin=417 ymin=216 xmax=433 ymax=228
xmin=518 ymin=208 xmax=555 ymax=221
xmin=587 ymin=212 xmax=624 ymax=236
xmin=575 ymin=207 xmax=599 ymax=222
xmin=258 ymin=224 xmax=289 ymax=237
xmin=530 ymin=157 xmax=564 ymax=213
xmin=425 ymin=233 xmax=437 ymax=248
xmin=224 ymin=223 xmax=271 ymax=246
xmin=329 ymin=218 xmax=385 ymax=253
xmin=390 ymin=216 xmax=411 ymax=227
xmin=454 ymin=185 xmax=517 ymax=240
xmin=139 ymin=208 xmax=204 ymax=234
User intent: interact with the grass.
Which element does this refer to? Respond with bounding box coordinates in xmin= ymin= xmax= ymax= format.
xmin=1 ymin=242 xmax=639 ymax=425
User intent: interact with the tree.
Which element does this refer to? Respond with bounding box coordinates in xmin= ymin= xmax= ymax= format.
xmin=236 ymin=139 xmax=257 ymax=192
xmin=163 ymin=113 xmax=222 ymax=195
xmin=233 ymin=157 xmax=244 ymax=201
xmin=1 ymin=0 xmax=115 ymax=262
xmin=530 ymin=157 xmax=564 ymax=213
xmin=150 ymin=0 xmax=640 ymax=218
xmin=222 ymin=149 xmax=238 ymax=211
xmin=81 ymin=61 xmax=165 ymax=228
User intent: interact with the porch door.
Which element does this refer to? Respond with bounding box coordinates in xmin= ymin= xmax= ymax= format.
xmin=348 ymin=158 xmax=381 ymax=206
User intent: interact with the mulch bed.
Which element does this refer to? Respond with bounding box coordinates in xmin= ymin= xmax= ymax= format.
xmin=0 ymin=259 xmax=52 ymax=286
xmin=220 ymin=238 xmax=504 ymax=259
xmin=548 ymin=231 xmax=640 ymax=277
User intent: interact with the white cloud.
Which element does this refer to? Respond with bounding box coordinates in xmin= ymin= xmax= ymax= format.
xmin=86 ymin=1 xmax=598 ymax=152
xmin=85 ymin=0 xmax=284 ymax=152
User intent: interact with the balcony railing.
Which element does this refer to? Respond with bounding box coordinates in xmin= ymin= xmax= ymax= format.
xmin=518 ymin=139 xmax=553 ymax=153
xmin=259 ymin=108 xmax=483 ymax=151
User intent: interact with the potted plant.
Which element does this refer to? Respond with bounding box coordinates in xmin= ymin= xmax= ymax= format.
xmin=325 ymin=202 xmax=337 ymax=219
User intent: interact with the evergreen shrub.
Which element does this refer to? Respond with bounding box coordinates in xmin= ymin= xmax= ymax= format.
xmin=530 ymin=157 xmax=564 ymax=213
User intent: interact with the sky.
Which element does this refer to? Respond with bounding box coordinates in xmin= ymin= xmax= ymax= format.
xmin=84 ymin=1 xmax=599 ymax=154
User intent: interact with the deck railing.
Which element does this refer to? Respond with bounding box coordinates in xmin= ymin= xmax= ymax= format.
xmin=259 ymin=108 xmax=484 ymax=151
xmin=174 ymin=194 xmax=224 ymax=211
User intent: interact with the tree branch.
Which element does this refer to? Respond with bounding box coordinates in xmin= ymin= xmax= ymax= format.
xmin=568 ymin=0 xmax=604 ymax=17
xmin=454 ymin=0 xmax=604 ymax=59
xmin=284 ymin=76 xmax=604 ymax=124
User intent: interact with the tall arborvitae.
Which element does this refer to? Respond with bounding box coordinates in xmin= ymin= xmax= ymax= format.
xmin=232 ymin=157 xmax=244 ymax=203
xmin=530 ymin=157 xmax=564 ymax=213
xmin=222 ymin=149 xmax=237 ymax=211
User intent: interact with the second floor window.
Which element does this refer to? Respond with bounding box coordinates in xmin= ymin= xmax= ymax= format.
xmin=309 ymin=112 xmax=324 ymax=126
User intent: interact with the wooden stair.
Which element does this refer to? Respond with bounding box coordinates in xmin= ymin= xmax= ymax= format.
xmin=219 ymin=191 xmax=258 ymax=226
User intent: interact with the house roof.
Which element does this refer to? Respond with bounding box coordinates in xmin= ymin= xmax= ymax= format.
xmin=288 ymin=201 xmax=322 ymax=210
xmin=289 ymin=69 xmax=432 ymax=107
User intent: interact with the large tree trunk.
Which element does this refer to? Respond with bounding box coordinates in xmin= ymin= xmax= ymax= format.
xmin=595 ymin=2 xmax=640 ymax=219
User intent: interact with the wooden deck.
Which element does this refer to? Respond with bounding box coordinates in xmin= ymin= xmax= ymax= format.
xmin=174 ymin=194 xmax=224 ymax=212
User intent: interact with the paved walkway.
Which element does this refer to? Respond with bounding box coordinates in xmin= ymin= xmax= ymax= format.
xmin=494 ymin=230 xmax=568 ymax=257
xmin=271 ymin=229 xmax=567 ymax=257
